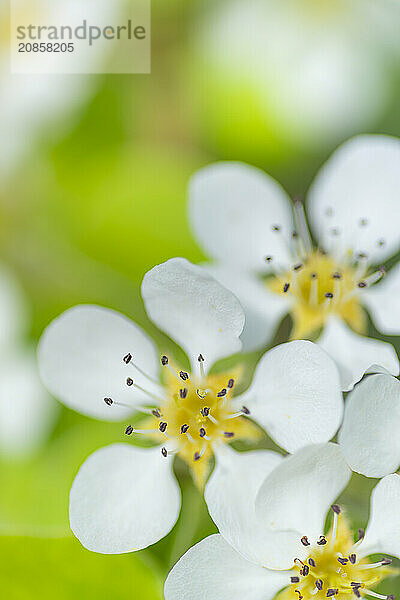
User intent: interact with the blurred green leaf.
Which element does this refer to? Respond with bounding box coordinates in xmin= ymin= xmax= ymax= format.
xmin=0 ymin=536 xmax=162 ymax=600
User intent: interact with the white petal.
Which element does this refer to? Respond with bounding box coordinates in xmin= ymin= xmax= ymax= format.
xmin=338 ymin=374 xmax=400 ymax=478
xmin=241 ymin=341 xmax=343 ymax=453
xmin=164 ymin=534 xmax=290 ymax=600
xmin=201 ymin=264 xmax=289 ymax=352
xmin=308 ymin=135 xmax=400 ymax=262
xmin=205 ymin=446 xmax=286 ymax=567
xmin=38 ymin=305 xmax=160 ymax=421
xmin=189 ymin=162 xmax=295 ymax=272
xmin=317 ymin=317 xmax=399 ymax=392
xmin=141 ymin=258 xmax=245 ymax=370
xmin=363 ymin=263 xmax=400 ymax=335
xmin=255 ymin=443 xmax=351 ymax=562
xmin=69 ymin=444 xmax=181 ymax=553
xmin=0 ymin=264 xmax=29 ymax=349
xmin=0 ymin=348 xmax=57 ymax=457
xmin=358 ymin=474 xmax=400 ymax=559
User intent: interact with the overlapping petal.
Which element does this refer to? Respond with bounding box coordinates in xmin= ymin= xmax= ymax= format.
xmin=142 ymin=258 xmax=245 ymax=370
xmin=69 ymin=444 xmax=181 ymax=553
xmin=308 ymin=135 xmax=400 ymax=262
xmin=38 ymin=305 xmax=160 ymax=420
xmin=240 ymin=341 xmax=343 ymax=453
xmin=189 ymin=162 xmax=294 ymax=272
xmin=358 ymin=474 xmax=400 ymax=559
xmin=205 ymin=446 xmax=285 ymax=567
xmin=201 ymin=263 xmax=289 ymax=351
xmin=363 ymin=263 xmax=400 ymax=335
xmin=255 ymin=443 xmax=351 ymax=566
xmin=317 ymin=317 xmax=399 ymax=391
xmin=339 ymin=374 xmax=400 ymax=478
xmin=164 ymin=534 xmax=290 ymax=600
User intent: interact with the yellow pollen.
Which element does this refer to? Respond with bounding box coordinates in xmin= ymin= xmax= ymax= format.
xmin=140 ymin=363 xmax=262 ymax=488
xmin=268 ymin=251 xmax=367 ymax=339
xmin=276 ymin=514 xmax=395 ymax=600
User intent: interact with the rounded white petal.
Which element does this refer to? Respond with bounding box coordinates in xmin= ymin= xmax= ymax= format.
xmin=0 ymin=348 xmax=57 ymax=457
xmin=189 ymin=162 xmax=295 ymax=272
xmin=363 ymin=263 xmax=400 ymax=335
xmin=164 ymin=534 xmax=290 ymax=600
xmin=317 ymin=317 xmax=399 ymax=392
xmin=242 ymin=341 xmax=343 ymax=453
xmin=0 ymin=264 xmax=29 ymax=349
xmin=202 ymin=263 xmax=289 ymax=351
xmin=358 ymin=474 xmax=400 ymax=559
xmin=205 ymin=446 xmax=285 ymax=567
xmin=308 ymin=135 xmax=400 ymax=262
xmin=38 ymin=305 xmax=160 ymax=420
xmin=70 ymin=444 xmax=181 ymax=553
xmin=256 ymin=443 xmax=351 ymax=551
xmin=339 ymin=374 xmax=400 ymax=478
xmin=142 ymin=258 xmax=245 ymax=370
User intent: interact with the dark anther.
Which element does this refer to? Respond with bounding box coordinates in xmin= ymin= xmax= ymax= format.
xmin=317 ymin=536 xmax=327 ymax=545
xmin=283 ymin=283 xmax=290 ymax=293
xmin=181 ymin=424 xmax=189 ymax=434
xmin=228 ymin=378 xmax=235 ymax=389
xmin=359 ymin=218 xmax=369 ymax=227
xmin=180 ymin=371 xmax=189 ymax=381
xmin=224 ymin=432 xmax=234 ymax=438
xmin=332 ymin=272 xmax=342 ymax=279
xmin=302 ymin=565 xmax=310 ymax=576
xmin=308 ymin=558 xmax=315 ymax=567
xmin=354 ymin=589 xmax=361 ymax=598
xmin=351 ymin=583 xmax=361 ymax=589
xmin=316 ymin=580 xmax=323 ymax=591
xmin=358 ymin=528 xmax=365 ymax=540
xmin=357 ymin=252 xmax=368 ymax=259
xmin=159 ymin=422 xmax=167 ymax=433
xmin=152 ymin=409 xmax=161 ymax=418
xmin=198 ymin=354 xmax=204 ymax=362
xmin=194 ymin=452 xmax=201 ymax=461
xmin=325 ymin=292 xmax=334 ymax=299
xmin=201 ymin=407 xmax=210 ymax=417
xmin=331 ymin=228 xmax=340 ymax=236
xmin=291 ymin=577 xmax=300 ymax=583
xmin=199 ymin=428 xmax=206 ymax=438
xmin=387 ymin=595 xmax=395 ymax=600
xmin=272 ymin=225 xmax=281 ymax=232
xmin=311 ymin=272 xmax=318 ymax=279
xmin=161 ymin=355 xmax=169 ymax=366
xmin=292 ymin=231 xmax=299 ymax=239
xmin=301 ymin=536 xmax=310 ymax=547
xmin=380 ymin=266 xmax=387 ymax=276
xmin=180 ymin=388 xmax=188 ymax=399
xmin=332 ymin=504 xmax=341 ymax=514
xmin=378 ymin=239 xmax=386 ymax=247
xmin=382 ymin=558 xmax=392 ymax=566
xmin=349 ymin=554 xmax=356 ymax=564
xmin=326 ymin=589 xmax=338 ymax=597
xmin=126 ymin=377 xmax=134 ymax=387
xmin=104 ymin=397 xmax=113 ymax=406
xmin=217 ymin=389 xmax=227 ymax=397
xmin=358 ymin=281 xmax=367 ymax=288
xmin=242 ymin=406 xmax=250 ymax=415
xmin=161 ymin=447 xmax=168 ymax=458
xmin=295 ymin=590 xmax=303 ymax=600
xmin=265 ymin=256 xmax=273 ymax=262
xmin=125 ymin=425 xmax=133 ymax=436
xmin=123 ymin=353 xmax=132 ymax=364
xmin=293 ymin=263 xmax=303 ymax=271
xmin=325 ymin=207 xmax=334 ymax=217
xmin=338 ymin=557 xmax=348 ymax=565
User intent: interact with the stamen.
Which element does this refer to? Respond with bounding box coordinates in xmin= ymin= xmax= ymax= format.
xmin=301 ymin=536 xmax=310 ymax=547
xmin=104 ymin=397 xmax=113 ymax=406
xmin=317 ymin=536 xmax=327 ymax=545
xmin=161 ymin=447 xmax=168 ymax=457
xmin=186 ymin=431 xmax=195 ymax=443
xmin=181 ymin=424 xmax=189 ymax=434
xmin=200 ymin=407 xmax=210 ymax=417
xmin=217 ymin=389 xmax=227 ymax=397
xmin=349 ymin=554 xmax=356 ymax=564
xmin=330 ymin=504 xmax=340 ymax=547
xmin=161 ymin=355 xmax=183 ymax=382
xmin=180 ymin=388 xmax=188 ymax=399
xmin=180 ymin=371 xmax=189 ymax=381
xmin=126 ymin=378 xmax=166 ymax=405
xmin=125 ymin=425 xmax=133 ymax=435
xmin=123 ymin=353 xmax=160 ymax=385
xmin=294 ymin=198 xmax=313 ymax=255
xmin=223 ymin=432 xmax=235 ymax=438
xmin=196 ymin=389 xmax=207 ymax=399
xmin=309 ymin=273 xmax=319 ymax=306
xmin=360 ymin=267 xmax=386 ymax=288
xmin=227 ymin=379 xmax=235 ymax=389
xmin=291 ymin=577 xmax=300 ymax=584
xmin=199 ymin=428 xmax=206 ymax=438
xmin=316 ymin=580 xmax=324 ymax=591
xmin=207 ymin=413 xmax=219 ymax=425
xmin=360 ymin=590 xmax=391 ymax=600
xmin=326 ymin=589 xmax=338 ymax=597
xmin=159 ymin=421 xmax=167 ymax=433
xmin=198 ymin=354 xmax=205 ymax=379
xmin=283 ymin=282 xmax=290 ymax=293
xmin=338 ymin=557 xmax=348 ymax=566
xmin=302 ymin=565 xmax=310 ymax=576
xmin=295 ymin=590 xmax=303 ymax=600
xmin=308 ymin=559 xmax=316 ymax=567
xmin=359 ymin=558 xmax=392 ymax=570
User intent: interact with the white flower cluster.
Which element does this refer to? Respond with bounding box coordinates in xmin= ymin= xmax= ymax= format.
xmin=37 ymin=135 xmax=400 ymax=600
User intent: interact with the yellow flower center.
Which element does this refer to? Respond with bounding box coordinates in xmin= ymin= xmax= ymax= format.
xmin=267 ymin=251 xmax=385 ymax=340
xmin=277 ymin=508 xmax=395 ymax=600
xmin=116 ymin=354 xmax=261 ymax=488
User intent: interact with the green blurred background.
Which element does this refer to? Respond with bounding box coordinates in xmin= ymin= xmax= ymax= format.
xmin=1 ymin=0 xmax=400 ymax=598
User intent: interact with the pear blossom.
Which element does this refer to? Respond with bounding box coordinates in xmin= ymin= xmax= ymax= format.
xmin=189 ymin=134 xmax=400 ymax=390
xmin=165 ymin=443 xmax=400 ymax=600
xmin=37 ymin=258 xmax=343 ymax=554
xmin=0 ymin=264 xmax=55 ymax=457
